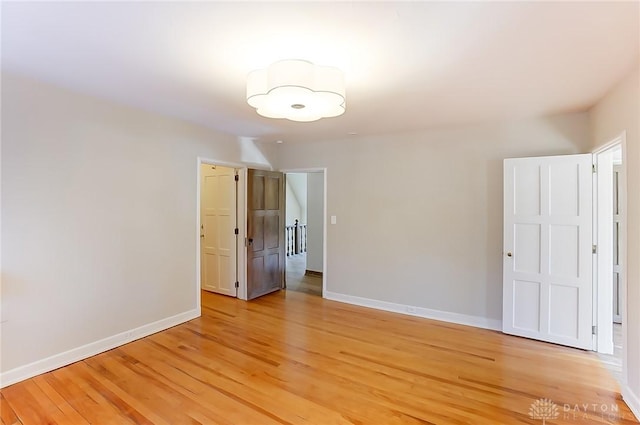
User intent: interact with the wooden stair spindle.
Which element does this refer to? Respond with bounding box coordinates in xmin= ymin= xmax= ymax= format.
xmin=285 ymin=220 xmax=307 ymax=256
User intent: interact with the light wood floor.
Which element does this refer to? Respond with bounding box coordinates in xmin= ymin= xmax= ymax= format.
xmin=2 ymin=290 xmax=637 ymax=425
xmin=598 ymin=323 xmax=623 ymax=383
xmin=286 ymin=253 xmax=322 ymax=297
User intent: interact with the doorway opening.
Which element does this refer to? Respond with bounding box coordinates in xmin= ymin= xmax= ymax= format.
xmin=283 ymin=171 xmax=325 ymax=297
xmin=594 ymin=136 xmax=627 ymax=383
xmin=197 ymin=161 xmax=289 ymax=305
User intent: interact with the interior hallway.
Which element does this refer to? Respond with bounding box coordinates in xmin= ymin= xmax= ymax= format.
xmin=285 ymin=253 xmax=322 ymax=297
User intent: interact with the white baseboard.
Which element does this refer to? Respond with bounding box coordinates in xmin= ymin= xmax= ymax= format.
xmin=323 ymin=291 xmax=501 ymax=331
xmin=0 ymin=308 xmax=200 ymax=388
xmin=622 ymin=384 xmax=640 ymax=421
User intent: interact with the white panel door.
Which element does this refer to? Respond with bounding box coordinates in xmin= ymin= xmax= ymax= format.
xmin=503 ymin=154 xmax=593 ymax=349
xmin=201 ymin=165 xmax=237 ymax=296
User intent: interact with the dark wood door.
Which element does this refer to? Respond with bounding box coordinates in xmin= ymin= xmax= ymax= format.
xmin=247 ymin=169 xmax=285 ymax=300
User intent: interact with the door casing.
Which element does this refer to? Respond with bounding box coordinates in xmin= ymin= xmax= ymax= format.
xmin=592 ymin=134 xmax=627 ymax=362
xmin=613 ymin=163 xmax=623 ymax=325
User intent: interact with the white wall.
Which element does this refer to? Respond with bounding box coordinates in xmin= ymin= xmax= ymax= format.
xmin=286 ymin=181 xmax=302 ymax=226
xmin=590 ymin=64 xmax=640 ymax=418
xmin=0 ymin=74 xmax=273 ymax=382
xmin=306 ymin=172 xmax=324 ymax=273
xmin=285 ymin=173 xmax=307 ymax=225
xmin=276 ymin=113 xmax=591 ymax=323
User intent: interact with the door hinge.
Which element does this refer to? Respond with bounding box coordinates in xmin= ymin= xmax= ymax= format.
xmin=592 ymin=244 xmax=597 ymax=254
xmin=234 ymin=228 xmax=239 ymax=235
xmin=235 ymin=281 xmax=239 ymax=288
xmin=592 ymin=325 xmax=597 ymax=335
xmin=234 ymin=174 xmax=239 ymax=182
xmin=592 ymin=164 xmax=597 ymax=173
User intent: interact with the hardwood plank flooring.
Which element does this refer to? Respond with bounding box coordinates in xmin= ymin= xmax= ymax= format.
xmin=2 ymin=290 xmax=637 ymax=424
xmin=598 ymin=323 xmax=623 ymax=383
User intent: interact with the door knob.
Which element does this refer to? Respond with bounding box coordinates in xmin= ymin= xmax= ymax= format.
xmin=507 ymin=252 xmax=512 ymax=257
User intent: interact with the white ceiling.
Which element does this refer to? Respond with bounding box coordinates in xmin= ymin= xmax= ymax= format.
xmin=2 ymin=1 xmax=639 ymax=144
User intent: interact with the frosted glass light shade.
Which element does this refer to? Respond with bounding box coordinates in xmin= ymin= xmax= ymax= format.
xmin=246 ymin=60 xmax=346 ymax=122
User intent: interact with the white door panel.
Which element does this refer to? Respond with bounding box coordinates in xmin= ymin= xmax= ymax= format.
xmin=201 ymin=165 xmax=237 ymax=297
xmin=514 ymin=224 xmax=541 ymax=273
xmin=513 ymin=280 xmax=541 ymax=331
xmin=503 ymin=154 xmax=593 ymax=349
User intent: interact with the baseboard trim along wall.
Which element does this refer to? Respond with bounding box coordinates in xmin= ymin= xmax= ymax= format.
xmin=0 ymin=308 xmax=200 ymax=388
xmin=323 ymin=291 xmax=502 ymax=331
xmin=622 ymin=385 xmax=640 ymax=422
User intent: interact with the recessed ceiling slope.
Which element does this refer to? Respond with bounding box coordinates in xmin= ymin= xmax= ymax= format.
xmin=1 ymin=2 xmax=638 ymax=143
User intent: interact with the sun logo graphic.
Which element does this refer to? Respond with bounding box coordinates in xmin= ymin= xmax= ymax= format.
xmin=529 ymin=398 xmax=560 ymax=424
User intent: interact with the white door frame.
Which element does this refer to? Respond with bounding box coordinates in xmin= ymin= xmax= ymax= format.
xmin=196 ymin=157 xmax=248 ymax=307
xmin=280 ymin=167 xmax=328 ymax=297
xmin=592 ymin=133 xmax=627 ymax=367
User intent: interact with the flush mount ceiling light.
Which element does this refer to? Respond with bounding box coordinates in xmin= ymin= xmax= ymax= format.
xmin=246 ymin=60 xmax=346 ymax=122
